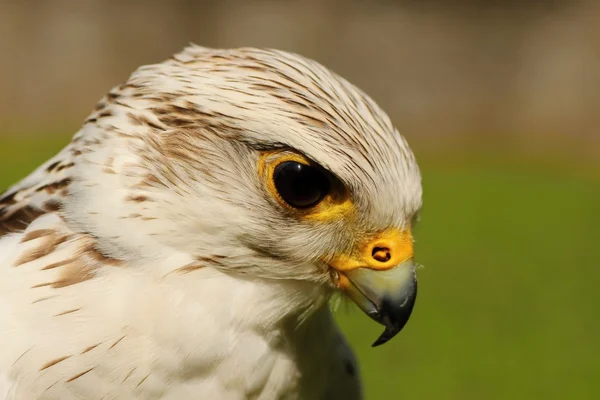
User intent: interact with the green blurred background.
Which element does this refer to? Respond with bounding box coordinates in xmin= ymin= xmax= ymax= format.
xmin=1 ymin=1 xmax=599 ymax=398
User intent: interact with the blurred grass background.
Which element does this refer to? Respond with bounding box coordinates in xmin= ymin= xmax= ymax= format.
xmin=1 ymin=0 xmax=599 ymax=399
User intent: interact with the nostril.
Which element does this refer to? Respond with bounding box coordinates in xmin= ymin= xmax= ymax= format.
xmin=372 ymin=246 xmax=391 ymax=263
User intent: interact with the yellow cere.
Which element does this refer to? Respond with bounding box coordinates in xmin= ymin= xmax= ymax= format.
xmin=257 ymin=151 xmax=356 ymax=222
xmin=328 ymin=228 xmax=414 ymax=272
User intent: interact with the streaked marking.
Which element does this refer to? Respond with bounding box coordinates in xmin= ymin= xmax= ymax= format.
xmin=40 ymin=355 xmax=71 ymax=371
xmin=54 ymin=308 xmax=81 ymax=317
xmin=66 ymin=367 xmax=94 ymax=383
xmin=109 ymin=335 xmax=126 ymax=350
xmin=81 ymin=343 xmax=102 ymax=354
xmin=136 ymin=374 xmax=151 ymax=388
xmin=122 ymin=368 xmax=136 ymax=383
xmin=12 ymin=346 xmax=34 ymax=366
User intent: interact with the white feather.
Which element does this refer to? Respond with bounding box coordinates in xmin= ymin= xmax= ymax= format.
xmin=0 ymin=45 xmax=423 ymax=399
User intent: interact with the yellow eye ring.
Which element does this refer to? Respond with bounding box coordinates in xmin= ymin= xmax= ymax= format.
xmin=258 ymin=151 xmax=355 ymax=221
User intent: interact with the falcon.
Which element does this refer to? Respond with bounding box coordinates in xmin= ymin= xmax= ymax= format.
xmin=0 ymin=45 xmax=422 ymax=399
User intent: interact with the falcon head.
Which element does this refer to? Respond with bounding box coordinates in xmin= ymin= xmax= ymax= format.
xmin=65 ymin=45 xmax=422 ymax=346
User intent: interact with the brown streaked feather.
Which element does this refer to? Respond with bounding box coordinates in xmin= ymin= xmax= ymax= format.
xmin=18 ymin=222 xmax=123 ymax=289
xmin=65 ymin=367 xmax=95 ymax=383
xmin=122 ymin=368 xmax=136 ymax=384
xmin=21 ymin=229 xmax=56 ymax=243
xmin=0 ymin=206 xmax=46 ymax=237
xmin=13 ymin=232 xmax=69 ymax=267
xmin=54 ymin=308 xmax=81 ymax=317
xmin=32 ymin=295 xmax=59 ymax=304
xmin=40 ymin=355 xmax=71 ymax=371
xmin=174 ymin=263 xmax=204 ymax=274
xmin=41 ymin=258 xmax=76 ymax=271
xmin=0 ymin=144 xmax=77 ymax=238
xmin=108 ymin=335 xmax=126 ymax=350
xmin=81 ymin=343 xmax=102 ymax=354
xmin=136 ymin=373 xmax=151 ymax=389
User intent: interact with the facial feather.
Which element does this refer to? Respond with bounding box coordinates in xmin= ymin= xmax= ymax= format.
xmin=2 ymin=44 xmax=421 ymax=286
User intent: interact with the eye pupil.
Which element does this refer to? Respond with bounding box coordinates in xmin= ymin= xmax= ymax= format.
xmin=273 ymin=161 xmax=331 ymax=209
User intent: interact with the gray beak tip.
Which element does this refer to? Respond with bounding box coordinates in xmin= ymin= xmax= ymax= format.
xmin=340 ymin=259 xmax=418 ymax=347
xmin=371 ymin=277 xmax=418 ymax=347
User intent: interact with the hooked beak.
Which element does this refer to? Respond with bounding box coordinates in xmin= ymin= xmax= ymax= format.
xmin=330 ymin=228 xmax=418 ymax=346
xmin=337 ymin=259 xmax=417 ymax=346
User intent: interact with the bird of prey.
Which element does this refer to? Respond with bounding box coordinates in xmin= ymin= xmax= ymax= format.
xmin=0 ymin=45 xmax=422 ymax=399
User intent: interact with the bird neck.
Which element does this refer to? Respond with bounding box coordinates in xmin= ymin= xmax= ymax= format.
xmin=172 ymin=265 xmax=331 ymax=333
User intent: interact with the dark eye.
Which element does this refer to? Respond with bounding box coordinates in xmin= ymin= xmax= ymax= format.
xmin=273 ymin=161 xmax=331 ymax=209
